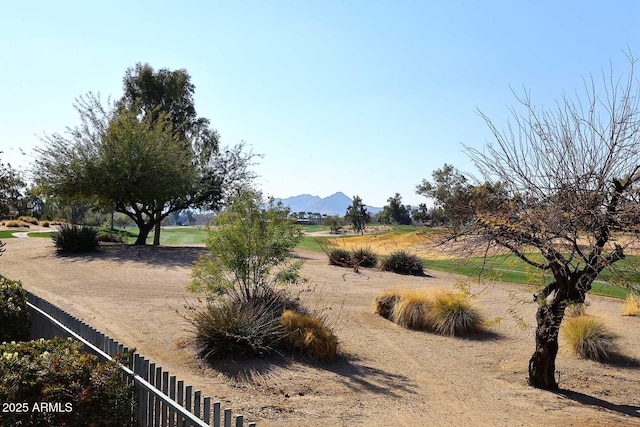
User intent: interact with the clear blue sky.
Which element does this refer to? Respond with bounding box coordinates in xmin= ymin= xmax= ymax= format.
xmin=2 ymin=1 xmax=639 ymax=208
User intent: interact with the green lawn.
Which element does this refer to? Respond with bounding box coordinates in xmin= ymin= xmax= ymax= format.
xmin=142 ymin=227 xmax=208 ymax=245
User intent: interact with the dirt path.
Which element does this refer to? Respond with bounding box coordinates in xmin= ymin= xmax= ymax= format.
xmin=1 ymin=237 xmax=639 ymax=426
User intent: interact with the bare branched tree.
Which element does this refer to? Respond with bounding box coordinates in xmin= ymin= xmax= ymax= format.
xmin=461 ymin=54 xmax=640 ymax=389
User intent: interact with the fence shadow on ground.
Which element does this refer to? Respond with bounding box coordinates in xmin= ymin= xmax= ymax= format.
xmin=552 ymin=389 xmax=640 ymax=418
xmin=58 ymin=244 xmax=208 ymax=268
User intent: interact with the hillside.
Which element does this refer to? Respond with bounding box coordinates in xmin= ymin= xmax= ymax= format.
xmin=276 ymin=192 xmax=382 ymax=216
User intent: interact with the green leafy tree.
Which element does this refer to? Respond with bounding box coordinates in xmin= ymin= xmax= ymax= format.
xmin=379 ymin=193 xmax=412 ymax=225
xmin=190 ymin=191 xmax=304 ymax=299
xmin=35 ymin=65 xmax=256 ymax=245
xmin=345 ymin=195 xmax=370 ymax=234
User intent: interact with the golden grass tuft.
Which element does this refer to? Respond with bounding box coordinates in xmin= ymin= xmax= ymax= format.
xmin=622 ymin=293 xmax=640 ymax=316
xmin=423 ymin=290 xmax=483 ymax=336
xmin=390 ymin=290 xmax=433 ymax=330
xmin=4 ymin=220 xmax=28 ymax=228
xmin=374 ymin=289 xmax=403 ymax=320
xmin=376 ymin=288 xmax=484 ymax=336
xmin=281 ymin=310 xmax=338 ymax=361
xmin=18 ymin=216 xmax=38 ymax=225
xmin=562 ymin=315 xmax=618 ymax=361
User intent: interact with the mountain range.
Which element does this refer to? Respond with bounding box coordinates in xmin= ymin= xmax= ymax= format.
xmin=275 ymin=192 xmax=382 ymax=216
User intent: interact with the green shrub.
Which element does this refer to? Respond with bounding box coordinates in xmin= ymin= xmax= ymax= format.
xmin=52 ymin=224 xmax=99 ymax=253
xmin=380 ymin=251 xmax=425 ymax=276
xmin=97 ymin=231 xmax=124 ymax=243
xmin=190 ymin=297 xmax=284 ymax=361
xmin=0 ymin=338 xmax=135 ymax=426
xmin=562 ymin=315 xmax=619 ymax=361
xmin=280 ymin=310 xmax=338 ymax=361
xmin=0 ymin=278 xmax=30 ymax=342
xmin=327 ymin=248 xmax=352 ymax=266
xmin=351 ymin=247 xmax=378 ymax=268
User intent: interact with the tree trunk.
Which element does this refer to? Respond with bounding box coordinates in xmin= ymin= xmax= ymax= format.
xmin=134 ymin=221 xmax=155 ymax=245
xmin=153 ymin=212 xmax=161 ymax=246
xmin=528 ymin=298 xmax=567 ymax=389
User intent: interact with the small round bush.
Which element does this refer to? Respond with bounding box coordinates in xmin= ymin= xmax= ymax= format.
xmin=280 ymin=310 xmax=338 ymax=361
xmin=190 ymin=297 xmax=284 ymax=361
xmin=97 ymin=231 xmax=124 ymax=243
xmin=562 ymin=315 xmax=619 ymax=361
xmin=351 ymin=247 xmax=378 ymax=268
xmin=0 ymin=278 xmax=30 ymax=342
xmin=380 ymin=251 xmax=425 ymax=276
xmin=52 ymin=224 xmax=99 ymax=253
xmin=327 ymin=248 xmax=353 ymax=266
xmin=423 ymin=291 xmax=483 ymax=336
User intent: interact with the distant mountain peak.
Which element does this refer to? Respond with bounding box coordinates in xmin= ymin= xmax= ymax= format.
xmin=275 ymin=192 xmax=381 ymax=216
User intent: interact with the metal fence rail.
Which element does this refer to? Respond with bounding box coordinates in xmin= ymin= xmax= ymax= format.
xmin=26 ymin=291 xmax=256 ymax=427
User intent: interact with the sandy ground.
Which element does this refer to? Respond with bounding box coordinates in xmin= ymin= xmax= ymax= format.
xmin=1 ymin=235 xmax=639 ymax=427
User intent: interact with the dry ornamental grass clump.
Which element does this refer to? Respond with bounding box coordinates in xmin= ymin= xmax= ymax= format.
xmin=562 ymin=315 xmax=619 ymax=361
xmin=377 ymin=288 xmax=483 ymax=336
xmin=622 ymin=293 xmax=640 ymax=316
xmin=424 ymin=290 xmax=483 ymax=336
xmin=280 ymin=310 xmax=338 ymax=361
xmin=374 ymin=289 xmax=402 ymax=320
xmin=391 ymin=290 xmax=433 ymax=330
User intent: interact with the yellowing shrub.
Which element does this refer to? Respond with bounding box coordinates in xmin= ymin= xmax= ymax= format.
xmin=562 ymin=315 xmax=618 ymax=361
xmin=391 ymin=290 xmax=433 ymax=330
xmin=423 ymin=290 xmax=483 ymax=336
xmin=374 ymin=289 xmax=402 ymax=320
xmin=281 ymin=310 xmax=338 ymax=361
xmin=622 ymin=293 xmax=640 ymax=316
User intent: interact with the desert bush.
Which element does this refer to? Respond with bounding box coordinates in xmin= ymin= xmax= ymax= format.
xmin=0 ymin=337 xmax=135 ymax=426
xmin=423 ymin=290 xmax=483 ymax=336
xmin=379 ymin=251 xmax=424 ymax=276
xmin=190 ymin=296 xmax=284 ymax=361
xmin=374 ymin=289 xmax=402 ymax=320
xmin=40 ymin=220 xmax=51 ymax=227
xmin=97 ymin=231 xmax=124 ymax=243
xmin=327 ymin=248 xmax=352 ymax=266
xmin=280 ymin=310 xmax=338 ymax=361
xmin=562 ymin=315 xmax=619 ymax=361
xmin=351 ymin=247 xmax=378 ymax=268
xmin=622 ymin=293 xmax=640 ymax=316
xmin=5 ymin=220 xmax=28 ymax=228
xmin=391 ymin=290 xmax=432 ymax=329
xmin=18 ymin=216 xmax=39 ymax=225
xmin=52 ymin=224 xmax=99 ymax=253
xmin=0 ymin=278 xmax=30 ymax=342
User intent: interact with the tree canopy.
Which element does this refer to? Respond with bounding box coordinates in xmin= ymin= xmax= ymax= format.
xmin=35 ymin=64 xmax=256 ymax=245
xmin=345 ymin=195 xmax=370 ymax=234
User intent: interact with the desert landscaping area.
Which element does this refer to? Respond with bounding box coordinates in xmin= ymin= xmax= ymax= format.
xmin=1 ymin=229 xmax=639 ymax=427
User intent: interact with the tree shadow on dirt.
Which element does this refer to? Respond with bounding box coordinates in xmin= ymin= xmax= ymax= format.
xmin=320 ymin=353 xmax=418 ymax=397
xmin=57 ymin=244 xmax=208 ymax=268
xmin=203 ymin=352 xmax=417 ymax=398
xmin=552 ymin=389 xmax=640 ymax=418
